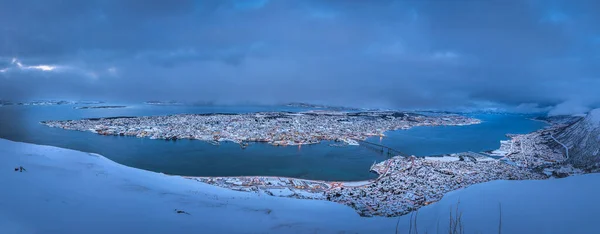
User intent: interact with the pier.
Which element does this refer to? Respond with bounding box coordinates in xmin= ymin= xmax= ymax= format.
xmin=355 ymin=139 xmax=405 ymax=158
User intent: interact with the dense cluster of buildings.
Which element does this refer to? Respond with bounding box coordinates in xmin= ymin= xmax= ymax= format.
xmin=41 ymin=111 xmax=480 ymax=146
xmin=183 ymin=124 xmax=576 ymax=217
xmin=187 ymin=148 xmax=560 ymax=217
xmin=321 ymin=124 xmax=581 ymax=217
xmin=325 ymin=156 xmax=547 ymax=217
xmin=489 ymin=125 xmax=584 ymax=177
xmin=189 ymin=176 xmax=331 ymax=200
xmin=42 ymin=109 xmax=582 ymax=217
xmin=492 ymin=129 xmax=567 ymax=169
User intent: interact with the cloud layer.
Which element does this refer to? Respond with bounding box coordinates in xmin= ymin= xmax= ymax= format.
xmin=0 ymin=0 xmax=599 ymax=111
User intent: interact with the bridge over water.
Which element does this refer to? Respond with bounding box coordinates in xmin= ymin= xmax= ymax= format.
xmin=355 ymin=139 xmax=406 ymax=158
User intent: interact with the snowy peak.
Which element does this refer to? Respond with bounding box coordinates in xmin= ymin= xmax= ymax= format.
xmin=585 ymin=108 xmax=600 ymax=128
xmin=556 ymin=109 xmax=600 ymax=170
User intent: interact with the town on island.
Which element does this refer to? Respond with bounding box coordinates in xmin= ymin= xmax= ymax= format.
xmin=39 ymin=110 xmax=590 ymax=217
xmin=41 ymin=111 xmax=480 ymax=147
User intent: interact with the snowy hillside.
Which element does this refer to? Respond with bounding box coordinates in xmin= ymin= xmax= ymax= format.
xmin=556 ymin=108 xmax=600 ymax=170
xmin=1 ymin=138 xmax=599 ymax=234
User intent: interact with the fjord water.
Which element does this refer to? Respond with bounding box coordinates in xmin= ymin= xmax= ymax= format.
xmin=366 ymin=113 xmax=548 ymax=156
xmin=0 ymin=104 xmax=546 ymax=181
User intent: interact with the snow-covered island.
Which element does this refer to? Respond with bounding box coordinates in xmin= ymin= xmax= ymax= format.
xmin=40 ymin=111 xmax=481 ymax=146
xmin=74 ymin=105 xmax=127 ymax=110
xmin=0 ymin=100 xmax=104 ymax=106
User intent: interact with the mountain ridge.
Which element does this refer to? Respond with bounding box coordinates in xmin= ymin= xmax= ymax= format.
xmin=555 ymin=108 xmax=600 ymax=170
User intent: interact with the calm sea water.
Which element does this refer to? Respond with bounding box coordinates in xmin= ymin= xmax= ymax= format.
xmin=366 ymin=113 xmax=548 ymax=156
xmin=0 ymin=104 xmax=546 ymax=181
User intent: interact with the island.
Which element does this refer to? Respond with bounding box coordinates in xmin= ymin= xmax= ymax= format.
xmin=144 ymin=100 xmax=184 ymax=105
xmin=0 ymin=100 xmax=104 ymax=106
xmin=41 ymin=111 xmax=481 ymax=146
xmin=74 ymin=105 xmax=127 ymax=110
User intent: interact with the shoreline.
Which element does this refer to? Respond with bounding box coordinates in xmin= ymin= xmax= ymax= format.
xmin=40 ymin=111 xmax=481 ymax=147
xmin=26 ymin=111 xmax=582 ymax=217
xmin=4 ymin=136 xmax=600 ymax=233
xmin=181 ymin=122 xmax=584 ymax=217
xmin=0 ymin=119 xmax=584 ymax=218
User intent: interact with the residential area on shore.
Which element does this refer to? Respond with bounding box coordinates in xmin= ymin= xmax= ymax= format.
xmin=41 ymin=111 xmax=481 ymax=147
xmin=186 ymin=119 xmax=584 ymax=217
xmin=39 ymin=110 xmax=591 ymax=217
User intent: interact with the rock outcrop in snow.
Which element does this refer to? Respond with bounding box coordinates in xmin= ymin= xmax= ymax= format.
xmin=555 ymin=109 xmax=600 ymax=170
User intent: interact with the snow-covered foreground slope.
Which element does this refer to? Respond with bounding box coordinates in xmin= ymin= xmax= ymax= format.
xmin=1 ymin=138 xmax=599 ymax=234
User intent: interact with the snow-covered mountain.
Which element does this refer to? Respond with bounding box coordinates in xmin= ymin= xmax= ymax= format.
xmin=555 ymin=109 xmax=600 ymax=170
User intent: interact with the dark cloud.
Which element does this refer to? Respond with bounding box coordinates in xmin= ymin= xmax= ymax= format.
xmin=0 ymin=0 xmax=599 ymax=112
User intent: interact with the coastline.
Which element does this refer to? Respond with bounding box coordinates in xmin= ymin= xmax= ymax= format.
xmin=40 ymin=111 xmax=481 ymax=147
xmin=16 ymin=111 xmax=580 ymax=216
xmin=0 ymin=123 xmax=586 ymax=218
xmin=4 ymin=136 xmax=600 ymax=233
xmin=180 ymin=121 xmax=583 ymax=217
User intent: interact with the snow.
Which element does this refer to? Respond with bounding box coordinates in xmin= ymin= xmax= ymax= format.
xmin=557 ymin=108 xmax=600 ymax=165
xmin=551 ymin=133 xmax=570 ymax=159
xmin=490 ymin=149 xmax=509 ymax=157
xmin=341 ymin=180 xmax=373 ymax=187
xmin=293 ymin=190 xmax=324 ymax=199
xmin=587 ymin=108 xmax=600 ymax=127
xmin=424 ymin=156 xmax=460 ymax=162
xmin=265 ymin=188 xmax=295 ymax=196
xmin=1 ymin=138 xmax=600 ymax=234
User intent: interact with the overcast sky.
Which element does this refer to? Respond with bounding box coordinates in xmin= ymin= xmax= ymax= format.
xmin=0 ymin=0 xmax=598 ymax=112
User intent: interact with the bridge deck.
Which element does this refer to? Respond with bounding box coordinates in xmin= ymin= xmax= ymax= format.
xmin=355 ymin=139 xmax=406 ymax=158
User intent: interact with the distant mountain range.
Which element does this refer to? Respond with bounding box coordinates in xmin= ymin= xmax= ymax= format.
xmin=0 ymin=100 xmax=104 ymax=106
xmin=284 ymin=102 xmax=365 ymax=111
xmin=144 ymin=100 xmax=184 ymax=105
xmin=554 ymin=109 xmax=600 ymax=171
